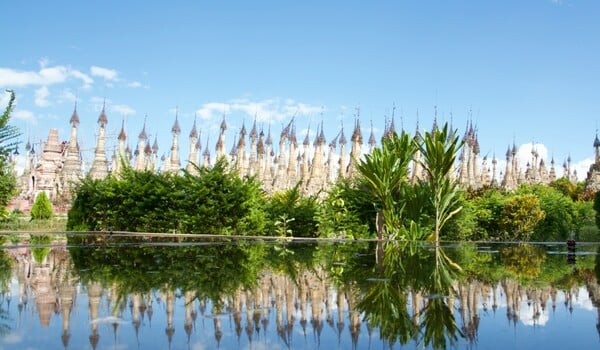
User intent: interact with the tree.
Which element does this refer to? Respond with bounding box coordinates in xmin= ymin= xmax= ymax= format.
xmin=31 ymin=191 xmax=53 ymax=220
xmin=594 ymin=191 xmax=600 ymax=230
xmin=499 ymin=194 xmax=545 ymax=241
xmin=0 ymin=90 xmax=21 ymax=208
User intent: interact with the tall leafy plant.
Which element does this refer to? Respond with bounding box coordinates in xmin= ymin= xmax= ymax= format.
xmin=418 ymin=124 xmax=463 ymax=244
xmin=0 ymin=90 xmax=21 ymax=209
xmin=356 ymin=131 xmax=416 ymax=239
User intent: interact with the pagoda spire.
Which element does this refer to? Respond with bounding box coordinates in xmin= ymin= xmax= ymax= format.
xmin=89 ymin=102 xmax=109 ymax=179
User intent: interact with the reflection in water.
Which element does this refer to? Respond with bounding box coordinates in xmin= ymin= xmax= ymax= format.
xmin=0 ymin=238 xmax=599 ymax=349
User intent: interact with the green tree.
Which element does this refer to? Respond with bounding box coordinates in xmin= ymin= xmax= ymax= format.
xmin=517 ymin=184 xmax=577 ymax=241
xmin=594 ymin=191 xmax=600 ymax=230
xmin=67 ymin=158 xmax=267 ymax=235
xmin=0 ymin=90 xmax=21 ymax=209
xmin=470 ymin=188 xmax=506 ymax=240
xmin=499 ymin=194 xmax=545 ymax=241
xmin=30 ymin=191 xmax=53 ymax=220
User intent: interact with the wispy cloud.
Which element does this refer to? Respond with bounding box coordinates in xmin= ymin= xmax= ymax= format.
xmin=112 ymin=104 xmax=136 ymax=116
xmin=13 ymin=109 xmax=37 ymax=124
xmin=0 ymin=65 xmax=93 ymax=88
xmin=195 ymin=98 xmax=323 ymax=125
xmin=59 ymin=89 xmax=77 ymax=103
xmin=34 ymin=86 xmax=50 ymax=107
xmin=128 ymin=81 xmax=143 ymax=88
xmin=90 ymin=65 xmax=119 ymax=81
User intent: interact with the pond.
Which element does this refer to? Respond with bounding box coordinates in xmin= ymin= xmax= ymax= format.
xmin=0 ymin=234 xmax=599 ymax=349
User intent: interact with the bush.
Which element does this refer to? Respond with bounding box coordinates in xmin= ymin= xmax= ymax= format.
xmin=31 ymin=192 xmax=53 ymax=220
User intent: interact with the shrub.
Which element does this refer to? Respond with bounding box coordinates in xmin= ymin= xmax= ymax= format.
xmin=30 ymin=192 xmax=53 ymax=220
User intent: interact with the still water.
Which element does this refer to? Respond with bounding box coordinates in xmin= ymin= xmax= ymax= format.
xmin=0 ymin=234 xmax=599 ymax=349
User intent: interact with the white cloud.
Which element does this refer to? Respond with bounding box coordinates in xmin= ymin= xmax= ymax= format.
xmin=196 ymin=102 xmax=231 ymax=121
xmin=111 ymin=104 xmax=136 ymax=116
xmin=0 ymin=65 xmax=93 ymax=88
xmin=195 ymin=98 xmax=323 ymax=125
xmin=59 ymin=89 xmax=77 ymax=103
xmin=128 ymin=81 xmax=143 ymax=88
xmin=0 ymin=90 xmax=11 ymax=108
xmin=573 ymin=157 xmax=594 ymax=181
xmin=516 ymin=143 xmax=549 ymax=170
xmin=13 ymin=109 xmax=36 ymax=124
xmin=90 ymin=65 xmax=118 ymax=81
xmin=34 ymin=86 xmax=50 ymax=107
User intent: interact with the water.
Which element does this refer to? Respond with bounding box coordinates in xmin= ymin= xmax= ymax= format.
xmin=0 ymin=235 xmax=599 ymax=349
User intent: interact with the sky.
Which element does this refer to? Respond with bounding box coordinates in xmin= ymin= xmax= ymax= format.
xmin=1 ymin=0 xmax=599 ymax=180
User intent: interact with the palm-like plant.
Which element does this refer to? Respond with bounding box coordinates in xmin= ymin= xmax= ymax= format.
xmin=418 ymin=124 xmax=463 ymax=245
xmin=0 ymin=90 xmax=21 ymax=161
xmin=356 ymin=131 xmax=417 ymax=239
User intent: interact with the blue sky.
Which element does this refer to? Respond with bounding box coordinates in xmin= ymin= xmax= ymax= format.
xmin=1 ymin=0 xmax=599 ymax=179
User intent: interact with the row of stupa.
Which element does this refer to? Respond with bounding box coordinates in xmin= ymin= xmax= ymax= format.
xmin=14 ymin=103 xmax=596 ymax=207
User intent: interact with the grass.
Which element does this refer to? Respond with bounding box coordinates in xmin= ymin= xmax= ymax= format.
xmin=0 ymin=214 xmax=67 ymax=232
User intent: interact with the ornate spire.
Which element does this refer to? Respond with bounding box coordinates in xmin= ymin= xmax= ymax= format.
xmin=69 ymin=102 xmax=80 ymax=126
xmin=152 ymin=136 xmax=159 ymax=153
xmin=139 ymin=116 xmax=148 ymax=140
xmin=368 ymin=121 xmax=376 ymax=148
xmin=118 ymin=118 xmax=127 ymax=141
xmin=171 ymin=109 xmax=181 ymax=134
xmin=189 ymin=115 xmax=198 ymax=138
xmin=97 ymin=99 xmax=108 ymax=126
xmin=339 ymin=122 xmax=347 ymax=145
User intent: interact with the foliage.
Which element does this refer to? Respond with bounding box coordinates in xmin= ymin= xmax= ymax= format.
xmin=67 ymin=159 xmax=267 ymax=235
xmin=29 ymin=234 xmax=52 ymax=263
xmin=418 ymin=124 xmax=464 ymax=243
xmin=0 ymin=90 xmax=20 ymax=208
xmin=594 ymin=191 xmax=600 ymax=230
xmin=356 ymin=131 xmax=416 ymax=239
xmin=500 ymin=244 xmax=546 ymax=282
xmin=470 ymin=188 xmax=506 ymax=240
xmin=517 ymin=184 xmax=577 ymax=241
xmin=499 ymin=194 xmax=545 ymax=241
xmin=266 ymin=183 xmax=318 ymax=237
xmin=68 ymin=236 xmax=267 ymax=306
xmin=316 ymin=179 xmax=370 ymax=238
xmin=30 ymin=192 xmax=53 ymax=220
xmin=0 ymin=90 xmax=20 ymax=161
xmin=550 ymin=177 xmax=579 ymax=201
xmin=357 ymin=242 xmax=464 ymax=348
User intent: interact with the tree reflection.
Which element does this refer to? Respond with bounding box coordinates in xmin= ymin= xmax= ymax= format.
xmin=357 ymin=242 xmax=464 ymax=349
xmin=68 ymin=236 xmax=268 ymax=308
xmin=0 ymin=245 xmax=13 ymax=338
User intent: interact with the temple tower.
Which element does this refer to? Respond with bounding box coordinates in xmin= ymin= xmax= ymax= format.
xmin=236 ymin=123 xmax=247 ymax=176
xmin=216 ymin=114 xmax=227 ymax=160
xmin=134 ymin=120 xmax=148 ymax=171
xmin=585 ymin=132 xmax=600 ymax=192
xmin=346 ymin=115 xmax=362 ymax=178
xmin=61 ymin=104 xmax=83 ymax=190
xmin=186 ymin=117 xmax=200 ymax=174
xmin=248 ymin=120 xmax=258 ymax=176
xmin=89 ymin=103 xmax=109 ymax=179
xmin=338 ymin=125 xmax=347 ymax=180
xmin=167 ymin=112 xmax=181 ymax=172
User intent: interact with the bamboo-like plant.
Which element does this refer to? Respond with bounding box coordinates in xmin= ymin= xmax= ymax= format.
xmin=418 ymin=124 xmax=464 ymax=245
